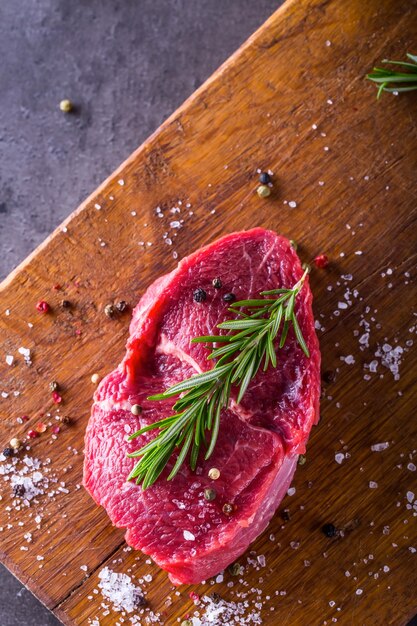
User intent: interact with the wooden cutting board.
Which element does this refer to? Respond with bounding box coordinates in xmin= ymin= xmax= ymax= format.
xmin=1 ymin=0 xmax=416 ymax=624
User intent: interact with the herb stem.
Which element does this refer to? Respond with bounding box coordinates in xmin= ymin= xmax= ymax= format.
xmin=127 ymin=269 xmax=310 ymax=488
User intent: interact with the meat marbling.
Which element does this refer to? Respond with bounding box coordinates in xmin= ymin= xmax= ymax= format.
xmin=83 ymin=228 xmax=320 ymax=585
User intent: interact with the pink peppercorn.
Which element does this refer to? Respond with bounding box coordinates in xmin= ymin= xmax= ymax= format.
xmin=52 ymin=391 xmax=62 ymax=404
xmin=314 ymin=254 xmax=329 ymax=269
xmin=27 ymin=429 xmax=39 ymax=439
xmin=36 ymin=300 xmax=50 ymax=313
xmin=189 ymin=592 xmax=200 ymax=603
xmin=52 ymin=425 xmax=60 ymax=434
xmin=35 ymin=422 xmax=47 ymax=433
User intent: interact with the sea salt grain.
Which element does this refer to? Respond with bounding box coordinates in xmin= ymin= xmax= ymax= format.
xmin=371 ymin=442 xmax=389 ymax=452
xmin=287 ymin=487 xmax=296 ymax=496
xmin=183 ymin=530 xmax=196 ymax=541
xmin=407 ymin=463 xmax=416 ymax=472
xmin=369 ymin=481 xmax=378 ymax=489
xmin=5 ymin=355 xmax=13 ymax=366
xmin=288 ymin=201 xmax=297 ymax=209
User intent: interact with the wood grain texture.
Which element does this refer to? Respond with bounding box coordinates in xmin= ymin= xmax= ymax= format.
xmin=1 ymin=0 xmax=417 ymax=624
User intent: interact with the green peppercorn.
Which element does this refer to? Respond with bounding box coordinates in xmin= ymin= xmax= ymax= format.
xmin=256 ymin=184 xmax=271 ymax=198
xmin=104 ymin=303 xmax=116 ymax=318
xmin=302 ymin=262 xmax=311 ymax=273
xmin=228 ymin=562 xmax=241 ymax=576
xmin=181 ymin=621 xmax=192 ymax=626
xmin=298 ymin=454 xmax=306 ymax=466
xmin=204 ymin=488 xmax=217 ymax=501
xmin=290 ymin=239 xmax=298 ymax=251
xmin=131 ymin=404 xmax=142 ymax=416
xmin=49 ymin=381 xmax=59 ymax=392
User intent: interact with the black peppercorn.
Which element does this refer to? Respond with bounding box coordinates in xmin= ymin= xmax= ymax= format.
xmin=133 ymin=591 xmax=147 ymax=608
xmin=116 ymin=300 xmax=128 ymax=313
xmin=212 ymin=277 xmax=222 ymax=289
xmin=13 ymin=484 xmax=26 ymax=498
xmin=222 ymin=502 xmax=234 ymax=515
xmin=60 ymin=415 xmax=72 ymax=425
xmin=322 ymin=523 xmax=337 ymax=538
xmin=259 ymin=171 xmax=271 ymax=184
xmin=193 ymin=288 xmax=207 ymax=303
xmin=322 ymin=370 xmax=335 ymax=384
xmin=2 ymin=447 xmax=14 ymax=458
xmin=61 ymin=300 xmax=72 ymax=309
xmin=210 ymin=592 xmax=222 ymax=604
xmin=281 ymin=508 xmax=291 ymax=522
xmin=223 ymin=293 xmax=235 ymax=303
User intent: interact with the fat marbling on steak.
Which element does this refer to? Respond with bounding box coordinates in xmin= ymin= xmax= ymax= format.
xmin=83 ymin=228 xmax=320 ymax=585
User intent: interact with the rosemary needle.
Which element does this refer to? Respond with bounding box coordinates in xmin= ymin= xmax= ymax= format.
xmin=366 ymin=53 xmax=417 ymax=99
xmin=127 ymin=269 xmax=310 ymax=489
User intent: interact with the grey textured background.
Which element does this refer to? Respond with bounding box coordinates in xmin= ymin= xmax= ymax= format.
xmin=0 ymin=1 xmax=279 ymax=624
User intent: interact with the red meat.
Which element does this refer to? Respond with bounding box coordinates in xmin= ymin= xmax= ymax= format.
xmin=83 ymin=228 xmax=320 ymax=585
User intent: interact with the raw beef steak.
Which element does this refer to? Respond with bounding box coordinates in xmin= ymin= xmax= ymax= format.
xmin=83 ymin=228 xmax=320 ymax=585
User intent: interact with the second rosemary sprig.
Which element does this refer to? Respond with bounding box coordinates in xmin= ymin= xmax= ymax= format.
xmin=127 ymin=269 xmax=310 ymax=489
xmin=366 ymin=53 xmax=417 ymax=99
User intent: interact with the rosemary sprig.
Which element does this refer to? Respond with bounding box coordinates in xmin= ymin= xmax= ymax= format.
xmin=366 ymin=53 xmax=417 ymax=99
xmin=127 ymin=269 xmax=310 ymax=489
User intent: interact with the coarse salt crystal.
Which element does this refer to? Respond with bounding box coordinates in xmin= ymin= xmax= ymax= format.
xmin=287 ymin=487 xmax=296 ymax=496
xmin=371 ymin=442 xmax=389 ymax=452
xmin=407 ymin=463 xmax=416 ymax=472
xmin=406 ymin=491 xmax=415 ymax=503
xmin=94 ymin=203 xmax=101 ymax=210
xmin=335 ymin=453 xmax=345 ymax=464
xmin=80 ymin=565 xmax=88 ymax=571
xmin=369 ymin=481 xmax=378 ymax=489
xmin=288 ymin=201 xmax=297 ymax=209
xmin=183 ymin=530 xmax=195 ymax=541
xmin=356 ymin=588 xmax=363 ymax=596
xmin=118 ymin=179 xmax=125 ymax=186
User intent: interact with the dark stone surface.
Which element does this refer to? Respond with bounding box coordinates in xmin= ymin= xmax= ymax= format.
xmin=0 ymin=1 xmax=279 ymax=624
